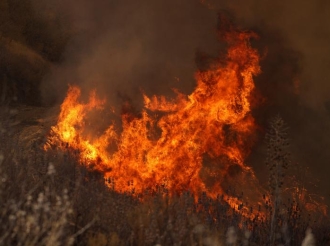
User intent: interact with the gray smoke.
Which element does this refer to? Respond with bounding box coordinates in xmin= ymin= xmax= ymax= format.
xmin=38 ymin=0 xmax=221 ymax=109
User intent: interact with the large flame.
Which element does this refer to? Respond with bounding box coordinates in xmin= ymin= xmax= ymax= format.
xmin=46 ymin=27 xmax=262 ymax=212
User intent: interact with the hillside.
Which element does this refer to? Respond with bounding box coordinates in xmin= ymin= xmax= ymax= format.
xmin=0 ymin=0 xmax=70 ymax=105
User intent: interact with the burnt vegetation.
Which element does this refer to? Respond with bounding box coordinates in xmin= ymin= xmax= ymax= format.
xmin=0 ymin=1 xmax=329 ymax=245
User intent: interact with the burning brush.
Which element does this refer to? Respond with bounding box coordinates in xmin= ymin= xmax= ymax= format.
xmin=45 ymin=21 xmax=267 ymax=216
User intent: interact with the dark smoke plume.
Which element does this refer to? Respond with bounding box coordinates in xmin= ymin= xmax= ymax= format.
xmin=38 ymin=0 xmax=221 ymax=108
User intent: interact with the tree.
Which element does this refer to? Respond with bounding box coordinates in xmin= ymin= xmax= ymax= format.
xmin=265 ymin=115 xmax=290 ymax=245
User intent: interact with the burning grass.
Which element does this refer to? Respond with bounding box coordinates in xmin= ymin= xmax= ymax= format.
xmin=0 ymin=106 xmax=329 ymax=245
xmin=44 ymin=24 xmax=263 ymax=216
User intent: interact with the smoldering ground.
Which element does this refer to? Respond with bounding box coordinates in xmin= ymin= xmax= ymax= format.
xmin=30 ymin=0 xmax=330 ymax=203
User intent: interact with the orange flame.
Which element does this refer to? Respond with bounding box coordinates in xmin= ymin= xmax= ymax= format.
xmin=46 ymin=28 xmax=263 ymax=214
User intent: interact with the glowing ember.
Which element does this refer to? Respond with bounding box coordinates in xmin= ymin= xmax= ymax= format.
xmin=46 ymin=26 xmax=262 ymax=213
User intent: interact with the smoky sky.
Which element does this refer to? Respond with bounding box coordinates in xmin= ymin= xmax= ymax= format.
xmin=213 ymin=0 xmax=330 ymax=109
xmin=38 ymin=0 xmax=221 ymax=108
xmin=35 ymin=0 xmax=330 ymax=201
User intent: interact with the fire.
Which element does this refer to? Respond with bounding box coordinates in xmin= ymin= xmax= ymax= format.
xmin=46 ymin=26 xmax=262 ymax=213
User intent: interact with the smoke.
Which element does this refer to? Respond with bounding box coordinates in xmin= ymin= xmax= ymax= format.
xmin=35 ymin=0 xmax=330 ymax=202
xmin=38 ymin=0 xmax=221 ymax=109
xmin=226 ymin=0 xmax=330 ymax=109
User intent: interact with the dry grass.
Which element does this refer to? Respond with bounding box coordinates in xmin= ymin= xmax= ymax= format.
xmin=0 ymin=106 xmax=329 ymax=245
